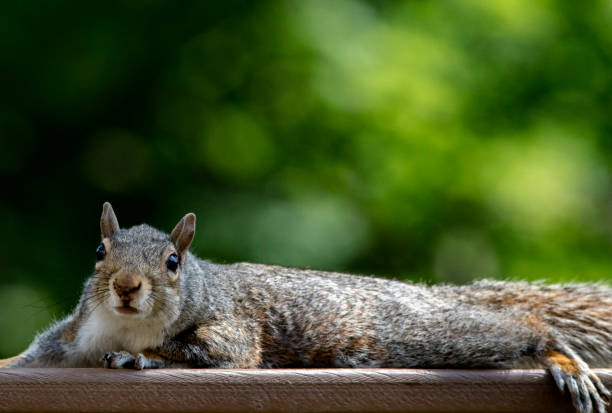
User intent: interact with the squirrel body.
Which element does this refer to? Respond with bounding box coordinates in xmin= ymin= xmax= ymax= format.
xmin=1 ymin=203 xmax=610 ymax=413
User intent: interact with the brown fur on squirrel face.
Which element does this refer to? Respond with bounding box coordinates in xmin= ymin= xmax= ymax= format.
xmin=1 ymin=202 xmax=610 ymax=413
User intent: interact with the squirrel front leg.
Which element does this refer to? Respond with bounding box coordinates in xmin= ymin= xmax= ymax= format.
xmin=104 ymin=320 xmax=263 ymax=370
xmin=104 ymin=340 xmax=227 ymax=369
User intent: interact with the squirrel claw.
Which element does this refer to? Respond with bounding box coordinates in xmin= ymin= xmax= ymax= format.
xmin=554 ymin=368 xmax=607 ymax=413
xmin=102 ymin=351 xmax=136 ymax=369
xmin=546 ymin=350 xmax=609 ymax=413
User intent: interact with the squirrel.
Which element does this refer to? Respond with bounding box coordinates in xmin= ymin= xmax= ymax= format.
xmin=0 ymin=202 xmax=610 ymax=413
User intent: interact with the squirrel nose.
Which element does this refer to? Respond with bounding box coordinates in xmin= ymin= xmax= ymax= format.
xmin=112 ymin=276 xmax=142 ymax=300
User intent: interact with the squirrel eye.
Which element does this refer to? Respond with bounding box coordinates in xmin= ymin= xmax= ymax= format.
xmin=96 ymin=243 xmax=106 ymax=261
xmin=166 ymin=253 xmax=179 ymax=272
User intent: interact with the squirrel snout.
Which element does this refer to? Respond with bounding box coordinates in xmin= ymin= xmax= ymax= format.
xmin=112 ymin=275 xmax=143 ymax=301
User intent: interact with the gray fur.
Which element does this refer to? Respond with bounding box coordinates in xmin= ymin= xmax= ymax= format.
xmin=2 ymin=204 xmax=610 ymax=413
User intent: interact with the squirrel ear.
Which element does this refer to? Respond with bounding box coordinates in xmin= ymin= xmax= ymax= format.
xmin=171 ymin=213 xmax=196 ymax=256
xmin=100 ymin=202 xmax=120 ymax=239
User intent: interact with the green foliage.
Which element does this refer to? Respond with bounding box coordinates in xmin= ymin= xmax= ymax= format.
xmin=1 ymin=0 xmax=611 ymax=356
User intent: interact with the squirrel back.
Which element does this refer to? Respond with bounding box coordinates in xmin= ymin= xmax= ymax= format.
xmin=211 ymin=262 xmax=611 ymax=369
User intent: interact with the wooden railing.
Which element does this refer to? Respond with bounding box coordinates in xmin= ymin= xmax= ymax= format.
xmin=1 ymin=368 xmax=610 ymax=412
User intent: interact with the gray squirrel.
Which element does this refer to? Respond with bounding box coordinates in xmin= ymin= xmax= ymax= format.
xmin=1 ymin=202 xmax=610 ymax=413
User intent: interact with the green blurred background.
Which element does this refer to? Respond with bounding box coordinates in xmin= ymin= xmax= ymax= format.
xmin=1 ymin=0 xmax=611 ymax=357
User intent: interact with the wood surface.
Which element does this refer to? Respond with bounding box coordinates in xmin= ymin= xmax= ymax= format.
xmin=0 ymin=368 xmax=610 ymax=413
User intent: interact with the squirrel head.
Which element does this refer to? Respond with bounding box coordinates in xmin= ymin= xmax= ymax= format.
xmin=89 ymin=202 xmax=196 ymax=323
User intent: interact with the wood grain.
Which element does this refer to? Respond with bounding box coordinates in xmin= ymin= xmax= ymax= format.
xmin=0 ymin=368 xmax=610 ymax=413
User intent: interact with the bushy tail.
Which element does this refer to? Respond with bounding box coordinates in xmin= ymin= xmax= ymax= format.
xmin=453 ymin=280 xmax=612 ymax=366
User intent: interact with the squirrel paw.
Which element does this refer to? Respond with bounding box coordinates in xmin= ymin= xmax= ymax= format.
xmin=134 ymin=352 xmax=166 ymax=370
xmin=102 ymin=351 xmax=167 ymax=369
xmin=102 ymin=351 xmax=136 ymax=369
xmin=546 ymin=350 xmax=610 ymax=413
